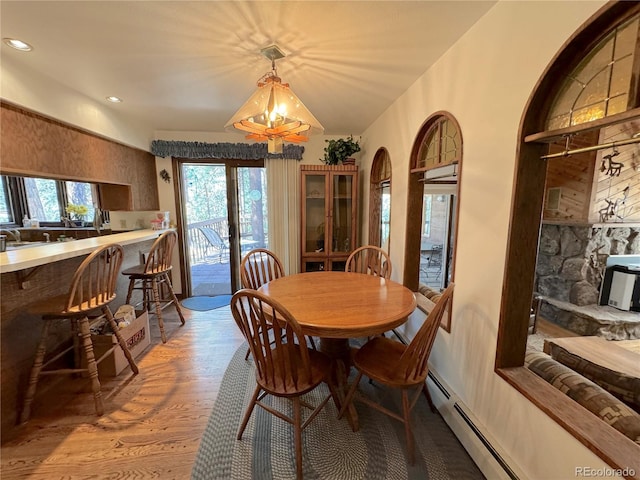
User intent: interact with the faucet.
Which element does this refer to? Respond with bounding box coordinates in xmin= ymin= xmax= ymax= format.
xmin=0 ymin=229 xmax=21 ymax=242
xmin=43 ymin=233 xmax=50 ymax=242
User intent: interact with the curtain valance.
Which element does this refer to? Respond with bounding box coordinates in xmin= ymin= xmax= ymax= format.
xmin=150 ymin=140 xmax=304 ymax=160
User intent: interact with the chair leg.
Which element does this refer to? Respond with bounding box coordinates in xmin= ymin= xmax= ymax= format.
xmin=71 ymin=318 xmax=81 ymax=372
xmin=293 ymin=396 xmax=303 ymax=480
xmin=151 ymin=277 xmax=167 ymax=343
xmin=143 ymin=279 xmax=151 ymax=312
xmin=20 ymin=320 xmax=51 ymax=423
xmin=244 ymin=346 xmax=251 ymax=361
xmin=125 ymin=277 xmax=135 ymax=305
xmin=163 ymin=273 xmax=185 ymax=325
xmin=104 ymin=306 xmax=139 ymax=374
xmin=422 ymin=383 xmax=436 ymax=413
xmin=78 ymin=316 xmax=104 ymax=416
xmin=237 ymin=384 xmax=261 ymax=440
xmin=401 ymin=389 xmax=415 ymax=465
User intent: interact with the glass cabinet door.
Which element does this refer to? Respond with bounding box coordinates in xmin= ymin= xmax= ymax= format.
xmin=331 ymin=173 xmax=354 ymax=253
xmin=303 ymin=174 xmax=327 ymax=254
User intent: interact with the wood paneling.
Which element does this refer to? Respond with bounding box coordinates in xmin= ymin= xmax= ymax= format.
xmin=0 ymin=102 xmax=158 ymax=210
xmin=590 ymin=120 xmax=640 ymax=222
xmin=543 ymin=133 xmax=597 ymax=222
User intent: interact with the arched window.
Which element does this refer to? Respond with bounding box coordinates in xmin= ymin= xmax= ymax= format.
xmin=498 ymin=3 xmax=640 ymax=471
xmin=546 ymin=14 xmax=639 ymax=130
xmin=404 ymin=112 xmax=462 ymax=331
xmin=368 ymin=148 xmax=391 ymax=251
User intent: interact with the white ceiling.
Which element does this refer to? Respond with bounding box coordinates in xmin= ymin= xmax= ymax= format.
xmin=1 ymin=1 xmax=496 ymax=135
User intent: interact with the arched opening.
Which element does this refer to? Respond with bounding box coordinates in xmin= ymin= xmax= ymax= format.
xmin=368 ymin=148 xmax=392 ymax=251
xmin=497 ymin=1 xmax=640 ymax=470
xmin=404 ymin=111 xmax=463 ymax=331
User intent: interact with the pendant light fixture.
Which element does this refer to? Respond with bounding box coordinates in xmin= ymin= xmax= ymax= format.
xmin=225 ymin=45 xmax=324 ymax=154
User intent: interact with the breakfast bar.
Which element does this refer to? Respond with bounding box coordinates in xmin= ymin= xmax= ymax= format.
xmin=0 ymin=229 xmax=168 ymax=440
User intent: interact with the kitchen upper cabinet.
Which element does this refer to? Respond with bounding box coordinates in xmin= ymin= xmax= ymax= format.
xmin=1 ymin=102 xmax=159 ymax=211
xmin=300 ymin=165 xmax=358 ymax=272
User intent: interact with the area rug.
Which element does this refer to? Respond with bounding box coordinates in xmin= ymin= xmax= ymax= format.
xmin=192 ymin=346 xmax=484 ymax=480
xmin=181 ymin=295 xmax=232 ymax=311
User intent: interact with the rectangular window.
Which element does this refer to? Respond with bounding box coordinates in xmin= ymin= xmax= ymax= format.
xmin=420 ymin=185 xmax=456 ymax=290
xmin=65 ymin=181 xmax=96 ymax=221
xmin=1 ymin=175 xmax=97 ymax=226
xmin=0 ymin=178 xmax=13 ymax=223
xmin=25 ymin=177 xmax=60 ymax=222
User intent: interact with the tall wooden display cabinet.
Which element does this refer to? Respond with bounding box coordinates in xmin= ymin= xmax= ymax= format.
xmin=300 ymin=165 xmax=358 ymax=272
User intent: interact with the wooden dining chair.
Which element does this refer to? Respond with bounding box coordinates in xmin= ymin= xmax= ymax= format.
xmin=345 ymin=245 xmax=399 ymax=339
xmin=240 ymin=248 xmax=284 ymax=360
xmin=240 ymin=248 xmax=285 ymax=290
xmin=21 ymin=244 xmax=139 ymax=423
xmin=230 ymin=289 xmax=338 ymax=480
xmin=338 ymin=282 xmax=455 ymax=464
xmin=122 ymin=230 xmax=185 ymax=343
xmin=345 ymin=245 xmax=392 ymax=278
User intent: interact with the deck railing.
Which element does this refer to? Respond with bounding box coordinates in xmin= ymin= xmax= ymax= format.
xmin=187 ymin=218 xmax=228 ymax=264
xmin=187 ymin=218 xmax=260 ymax=265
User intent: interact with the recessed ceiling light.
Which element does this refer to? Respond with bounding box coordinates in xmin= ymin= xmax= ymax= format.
xmin=3 ymin=38 xmax=33 ymax=52
xmin=106 ymin=96 xmax=123 ymax=103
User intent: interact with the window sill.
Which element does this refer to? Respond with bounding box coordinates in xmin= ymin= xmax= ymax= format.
xmin=497 ymin=366 xmax=640 ymax=478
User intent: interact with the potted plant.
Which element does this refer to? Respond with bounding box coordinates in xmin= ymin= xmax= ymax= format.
xmin=321 ymin=135 xmax=361 ymax=165
xmin=65 ymin=203 xmax=89 ymax=227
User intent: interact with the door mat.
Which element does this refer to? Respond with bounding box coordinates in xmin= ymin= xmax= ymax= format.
xmin=181 ymin=295 xmax=232 ymax=311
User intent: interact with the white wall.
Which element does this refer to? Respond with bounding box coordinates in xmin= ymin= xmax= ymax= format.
xmin=1 ymin=55 xmax=152 ymax=150
xmin=360 ymin=1 xmax=617 ymax=479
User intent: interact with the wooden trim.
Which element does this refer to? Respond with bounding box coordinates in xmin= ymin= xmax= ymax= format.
xmin=499 ymin=1 xmax=640 ymax=367
xmin=498 ymin=367 xmax=640 ymax=479
xmin=525 ymin=108 xmax=640 ymax=144
xmin=403 ymin=171 xmax=423 ymax=292
xmin=404 ymin=112 xmax=462 ymax=331
xmin=172 ymin=158 xmax=189 ymax=297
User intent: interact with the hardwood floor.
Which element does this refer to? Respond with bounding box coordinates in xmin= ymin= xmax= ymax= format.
xmin=1 ymin=306 xmax=245 ymax=479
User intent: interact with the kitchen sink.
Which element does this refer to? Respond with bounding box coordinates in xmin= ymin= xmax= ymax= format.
xmin=5 ymin=241 xmax=47 ymax=250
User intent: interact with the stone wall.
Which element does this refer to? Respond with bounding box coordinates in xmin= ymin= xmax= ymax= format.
xmin=536 ymin=223 xmax=640 ymax=306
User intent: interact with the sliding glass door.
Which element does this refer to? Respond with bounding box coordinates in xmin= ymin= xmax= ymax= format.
xmin=180 ymin=162 xmax=267 ymax=297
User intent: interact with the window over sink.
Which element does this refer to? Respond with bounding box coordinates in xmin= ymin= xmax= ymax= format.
xmin=1 ymin=175 xmax=98 ymax=227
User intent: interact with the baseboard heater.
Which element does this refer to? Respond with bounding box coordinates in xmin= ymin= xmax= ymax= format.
xmin=394 ymin=329 xmax=519 ymax=479
xmin=427 ymin=371 xmax=519 ymax=480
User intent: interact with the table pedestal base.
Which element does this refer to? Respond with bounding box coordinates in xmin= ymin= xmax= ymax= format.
xmin=318 ymin=337 xmax=359 ymax=431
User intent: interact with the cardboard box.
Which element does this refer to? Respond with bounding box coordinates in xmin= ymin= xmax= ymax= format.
xmin=90 ymin=310 xmax=151 ymax=377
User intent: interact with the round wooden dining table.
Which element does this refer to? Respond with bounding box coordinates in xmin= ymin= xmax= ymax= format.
xmin=257 ymin=270 xmax=417 ymax=341
xmin=258 ymin=270 xmax=417 ymax=429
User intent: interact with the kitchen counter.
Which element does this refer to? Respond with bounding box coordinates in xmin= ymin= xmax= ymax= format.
xmin=0 ymin=229 xmax=169 ymax=273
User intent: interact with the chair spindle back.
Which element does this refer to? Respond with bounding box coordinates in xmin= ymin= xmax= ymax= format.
xmin=240 ymin=248 xmax=285 ymax=290
xmin=65 ymin=244 xmax=124 ymax=313
xmin=231 ymin=289 xmax=313 ymax=394
xmin=345 ymin=245 xmax=392 ymax=279
xmin=397 ymin=283 xmax=454 ymax=383
xmin=144 ymin=230 xmax=177 ymax=274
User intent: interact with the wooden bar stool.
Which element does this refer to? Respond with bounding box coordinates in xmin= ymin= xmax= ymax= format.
xmin=21 ymin=244 xmax=139 ymax=423
xmin=122 ymin=230 xmax=185 ymax=343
